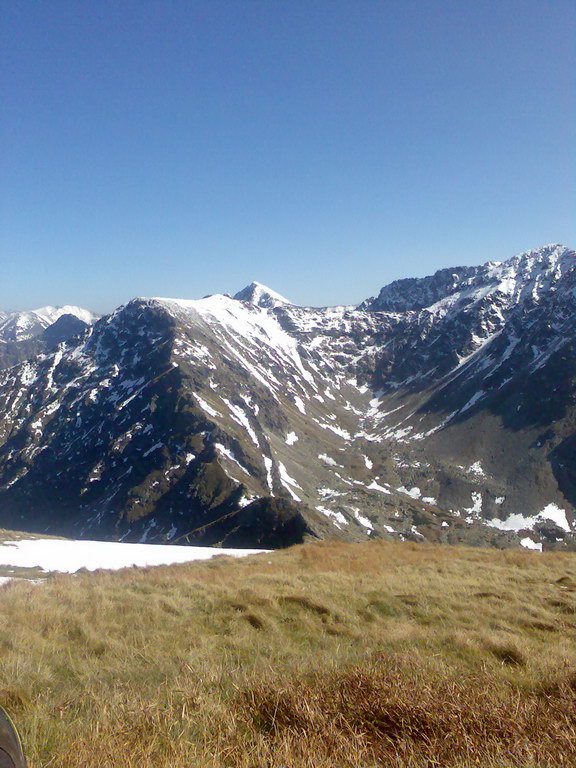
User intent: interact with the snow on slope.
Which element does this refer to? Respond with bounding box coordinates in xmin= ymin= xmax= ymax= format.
xmin=155 ymin=293 xmax=317 ymax=392
xmin=0 ymin=538 xmax=266 ymax=574
xmin=365 ymin=244 xmax=576 ymax=438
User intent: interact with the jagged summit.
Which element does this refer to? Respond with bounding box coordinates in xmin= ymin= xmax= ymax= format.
xmin=366 ymin=243 xmax=573 ymax=314
xmin=233 ymin=281 xmax=293 ymax=308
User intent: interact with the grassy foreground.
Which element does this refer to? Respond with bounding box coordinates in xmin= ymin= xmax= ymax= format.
xmin=0 ymin=539 xmax=575 ymax=767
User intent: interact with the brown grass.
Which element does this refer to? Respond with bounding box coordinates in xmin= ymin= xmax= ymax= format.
xmin=0 ymin=539 xmax=575 ymax=766
xmin=239 ymin=656 xmax=576 ymax=767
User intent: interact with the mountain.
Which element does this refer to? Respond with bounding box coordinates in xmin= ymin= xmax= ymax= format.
xmin=0 ymin=245 xmax=573 ymax=550
xmin=233 ymin=281 xmax=293 ymax=308
xmin=0 ymin=306 xmax=97 ymax=343
xmin=0 ymin=306 xmax=98 ymax=370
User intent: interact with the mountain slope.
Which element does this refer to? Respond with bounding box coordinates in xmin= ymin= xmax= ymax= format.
xmin=0 ymin=245 xmax=573 ymax=549
xmin=360 ymin=244 xmax=576 ymax=540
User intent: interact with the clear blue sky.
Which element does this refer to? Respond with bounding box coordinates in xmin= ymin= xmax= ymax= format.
xmin=1 ymin=0 xmax=574 ymax=313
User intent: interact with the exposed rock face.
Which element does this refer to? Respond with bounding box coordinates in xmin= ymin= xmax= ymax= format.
xmin=41 ymin=314 xmax=90 ymax=346
xmin=0 ymin=245 xmax=574 ymax=550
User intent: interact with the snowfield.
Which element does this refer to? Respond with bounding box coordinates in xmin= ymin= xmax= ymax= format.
xmin=0 ymin=538 xmax=266 ymax=574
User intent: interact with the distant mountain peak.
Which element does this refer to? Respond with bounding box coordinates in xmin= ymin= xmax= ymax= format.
xmin=0 ymin=304 xmax=98 ymax=343
xmin=30 ymin=305 xmax=99 ymax=326
xmin=233 ymin=282 xmax=293 ymax=308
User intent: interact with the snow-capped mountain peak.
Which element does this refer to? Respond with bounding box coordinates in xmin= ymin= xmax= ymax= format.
xmin=31 ymin=305 xmax=99 ymax=327
xmin=0 ymin=305 xmax=98 ymax=343
xmin=233 ymin=281 xmax=293 ymax=308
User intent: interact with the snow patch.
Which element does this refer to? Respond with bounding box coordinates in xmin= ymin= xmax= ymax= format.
xmin=520 ymin=538 xmax=542 ymax=551
xmin=278 ymin=462 xmax=301 ymax=501
xmin=316 ymin=506 xmax=347 ymax=528
xmin=294 ymin=396 xmax=306 ymax=414
xmin=352 ymin=508 xmax=373 ymax=531
xmin=464 ymin=491 xmax=483 ymax=517
xmin=263 ymin=457 xmax=274 ymax=494
xmin=0 ymin=538 xmax=265 ymax=573
xmin=537 ymin=503 xmax=571 ymax=532
xmin=285 ymin=431 xmax=298 ymax=445
xmin=143 ymin=442 xmax=163 ymax=458
xmin=367 ymin=480 xmax=391 ymax=494
xmin=215 ymin=443 xmax=248 ymax=473
xmin=489 ymin=504 xmax=571 ymax=533
xmin=194 ymin=393 xmax=221 ymax=418
xmin=397 ymin=486 xmax=421 ymax=499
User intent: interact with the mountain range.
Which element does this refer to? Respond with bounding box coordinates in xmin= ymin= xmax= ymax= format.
xmin=0 ymin=244 xmax=574 ymax=550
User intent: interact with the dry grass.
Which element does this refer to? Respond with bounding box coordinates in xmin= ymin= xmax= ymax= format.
xmin=0 ymin=539 xmax=575 ymax=766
